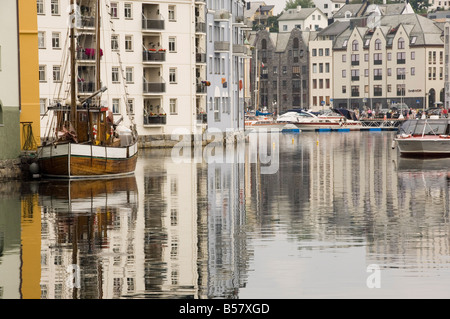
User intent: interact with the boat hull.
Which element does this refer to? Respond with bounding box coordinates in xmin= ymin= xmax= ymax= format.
xmin=293 ymin=122 xmax=363 ymax=131
xmin=37 ymin=142 xmax=138 ymax=178
xmin=395 ymin=136 xmax=450 ymax=156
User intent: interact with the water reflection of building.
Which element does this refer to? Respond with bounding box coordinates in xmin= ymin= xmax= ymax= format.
xmin=205 ymin=143 xmax=247 ymax=298
xmin=0 ymin=182 xmax=22 ymax=299
xmin=38 ymin=177 xmax=138 ymax=299
xmin=135 ymin=149 xmax=201 ymax=298
xmin=246 ymin=132 xmax=450 ymax=273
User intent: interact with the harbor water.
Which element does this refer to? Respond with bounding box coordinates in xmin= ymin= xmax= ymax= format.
xmin=2 ymin=130 xmax=450 ymax=299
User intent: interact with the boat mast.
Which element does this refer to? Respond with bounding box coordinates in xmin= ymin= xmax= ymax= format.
xmin=70 ymin=0 xmax=77 ymax=132
xmin=95 ymin=0 xmax=101 ymax=95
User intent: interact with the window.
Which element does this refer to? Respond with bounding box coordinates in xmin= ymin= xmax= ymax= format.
xmin=342 ymin=54 xmax=346 ymax=62
xmin=112 ymin=67 xmax=119 ymax=82
xmin=312 ymin=49 xmax=317 ymax=56
xmin=387 ymin=52 xmax=392 ymax=61
xmin=282 ymin=66 xmax=287 ymax=74
xmin=39 ymin=65 xmax=46 ymax=82
xmin=38 ymin=31 xmax=45 ymax=49
xmin=170 ymin=98 xmax=177 ymax=114
xmin=169 ymin=68 xmax=177 ymax=83
xmin=126 ymin=67 xmax=133 ymax=83
xmin=398 ymin=37 xmax=405 ymax=49
xmin=111 ymin=2 xmax=118 ymax=18
xmin=127 ymin=99 xmax=134 ymax=114
xmin=375 ymin=39 xmax=382 ymax=50
xmin=53 ymin=66 xmax=61 ymax=82
xmin=125 ymin=35 xmax=133 ymax=51
xmin=342 ymin=85 xmax=346 ymax=94
xmin=111 ymin=35 xmax=119 ymax=50
xmin=352 ymin=40 xmax=359 ymax=51
xmin=37 ymin=0 xmax=44 ymax=14
xmin=52 ymin=32 xmax=60 ymax=49
xmin=411 ymin=51 xmax=415 ymax=60
xmin=374 ymin=53 xmax=382 ymax=64
xmin=387 ymin=68 xmax=392 ymax=76
xmin=40 ymin=99 xmax=47 ymax=114
xmin=169 ymin=37 xmax=176 ymax=52
xmin=283 ymin=25 xmax=287 ymax=31
xmin=51 ymin=0 xmax=59 ymax=15
xmin=325 ymin=48 xmax=330 ymax=56
xmin=112 ymin=98 xmax=120 ymax=113
xmin=325 ymin=63 xmax=330 ymax=73
xmin=168 ymin=5 xmax=176 ymax=21
xmin=124 ymin=3 xmax=132 ymax=19
xmin=342 ymin=69 xmax=346 ymax=78
xmin=397 ymin=52 xmax=406 ymax=63
xmin=273 ymin=66 xmax=277 ymax=74
xmin=411 ymin=67 xmax=415 ymax=76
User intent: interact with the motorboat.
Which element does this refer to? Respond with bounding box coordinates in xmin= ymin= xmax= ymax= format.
xmin=284 ymin=109 xmax=363 ymax=131
xmin=394 ymin=118 xmax=450 ymax=156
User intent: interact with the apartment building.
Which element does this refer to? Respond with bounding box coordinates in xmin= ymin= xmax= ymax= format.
xmin=278 ymin=6 xmax=328 ymax=32
xmin=37 ymin=0 xmax=205 ymax=143
xmin=332 ymin=14 xmax=444 ymax=111
xmin=206 ymin=0 xmax=249 ymax=138
xmin=249 ymin=28 xmax=310 ymax=113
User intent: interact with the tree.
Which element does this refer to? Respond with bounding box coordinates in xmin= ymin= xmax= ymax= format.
xmin=284 ymin=0 xmax=314 ymax=10
xmin=408 ymin=0 xmax=429 ymax=13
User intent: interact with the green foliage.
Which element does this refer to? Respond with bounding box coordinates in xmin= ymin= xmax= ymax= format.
xmin=284 ymin=0 xmax=314 ymax=10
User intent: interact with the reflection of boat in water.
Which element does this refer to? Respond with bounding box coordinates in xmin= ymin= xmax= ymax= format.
xmin=396 ymin=156 xmax=450 ymax=173
xmin=394 ymin=119 xmax=450 ymax=157
xmin=38 ymin=175 xmax=138 ymax=213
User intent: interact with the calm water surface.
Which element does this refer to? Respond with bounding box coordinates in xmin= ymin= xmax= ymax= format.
xmin=1 ymin=131 xmax=450 ymax=299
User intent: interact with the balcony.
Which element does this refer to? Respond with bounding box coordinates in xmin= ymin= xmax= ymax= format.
xmin=351 ymin=91 xmax=359 ymax=97
xmin=79 ymin=16 xmax=95 ymax=29
xmin=77 ymin=81 xmax=95 ymax=94
xmin=214 ymin=10 xmax=231 ymax=20
xmin=196 ymin=52 xmax=206 ymax=63
xmin=214 ymin=41 xmax=230 ymax=52
xmin=397 ymin=75 xmax=406 ymax=80
xmin=143 ymin=50 xmax=166 ymax=62
xmin=351 ymin=76 xmax=360 ymax=81
xmin=77 ymin=48 xmax=102 ymax=61
xmin=397 ymin=59 xmax=406 ymax=64
xmin=373 ymin=75 xmax=382 ymax=81
xmin=195 ymin=21 xmax=206 ymax=33
xmin=143 ymin=81 xmax=166 ymax=94
xmin=196 ymin=83 xmax=207 ymax=94
xmin=374 ymin=60 xmax=382 ymax=65
xmin=232 ymin=44 xmax=247 ymax=55
xmin=351 ymin=60 xmax=359 ymax=66
xmin=196 ymin=113 xmax=207 ymax=124
xmin=373 ymin=90 xmax=382 ymax=96
xmin=144 ymin=115 xmax=166 ymax=125
xmin=142 ymin=18 xmax=165 ymax=31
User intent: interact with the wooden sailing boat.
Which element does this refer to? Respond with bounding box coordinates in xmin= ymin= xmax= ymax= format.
xmin=37 ymin=0 xmax=138 ymax=178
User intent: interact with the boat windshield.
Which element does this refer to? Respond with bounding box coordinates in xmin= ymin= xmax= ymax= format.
xmin=400 ymin=119 xmax=450 ymax=135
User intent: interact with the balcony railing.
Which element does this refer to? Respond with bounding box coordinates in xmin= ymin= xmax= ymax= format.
xmin=77 ymin=81 xmax=95 ymax=93
xmin=196 ymin=52 xmax=206 ymax=63
xmin=143 ymin=81 xmax=166 ymax=93
xmin=144 ymin=115 xmax=166 ymax=125
xmin=374 ymin=60 xmax=382 ymax=65
xmin=196 ymin=83 xmax=207 ymax=94
xmin=214 ymin=41 xmax=230 ymax=52
xmin=77 ymin=49 xmax=102 ymax=61
xmin=374 ymin=75 xmax=382 ymax=81
xmin=397 ymin=75 xmax=406 ymax=80
xmin=195 ymin=21 xmax=206 ymax=33
xmin=232 ymin=44 xmax=247 ymax=55
xmin=351 ymin=60 xmax=359 ymax=66
xmin=79 ymin=16 xmax=95 ymax=28
xmin=214 ymin=10 xmax=231 ymax=20
xmin=373 ymin=90 xmax=382 ymax=96
xmin=196 ymin=113 xmax=207 ymax=124
xmin=142 ymin=18 xmax=165 ymax=30
xmin=397 ymin=59 xmax=406 ymax=64
xmin=351 ymin=76 xmax=360 ymax=81
xmin=351 ymin=91 xmax=359 ymax=97
xmin=143 ymin=50 xmax=166 ymax=62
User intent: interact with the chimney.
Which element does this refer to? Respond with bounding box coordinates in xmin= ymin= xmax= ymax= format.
xmin=297 ymin=5 xmax=302 ymax=12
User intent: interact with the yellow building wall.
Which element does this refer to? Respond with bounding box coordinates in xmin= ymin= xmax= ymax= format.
xmin=19 ymin=0 xmax=40 ymax=149
xmin=18 ymin=0 xmax=41 ymax=299
xmin=20 ymin=194 xmax=42 ymax=299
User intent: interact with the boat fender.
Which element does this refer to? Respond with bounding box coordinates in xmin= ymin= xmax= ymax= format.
xmin=400 ymin=133 xmax=411 ymax=138
xmin=93 ymin=125 xmax=97 ymax=140
xmin=439 ymin=135 xmax=450 ymax=138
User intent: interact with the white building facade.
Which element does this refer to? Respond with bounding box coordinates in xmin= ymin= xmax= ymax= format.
xmin=37 ymin=0 xmax=205 ymax=143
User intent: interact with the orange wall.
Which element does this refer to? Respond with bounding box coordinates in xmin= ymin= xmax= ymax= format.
xmin=19 ymin=0 xmax=40 ymax=149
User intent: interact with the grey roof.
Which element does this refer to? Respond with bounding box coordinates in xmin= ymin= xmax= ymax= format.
xmin=332 ymin=13 xmax=444 ymax=49
xmin=278 ymin=7 xmax=319 ymax=21
xmin=333 ymin=4 xmax=365 ymax=19
xmin=244 ymin=1 xmax=267 ymax=18
xmin=427 ymin=10 xmax=450 ymax=20
xmin=317 ymin=20 xmax=351 ymax=37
